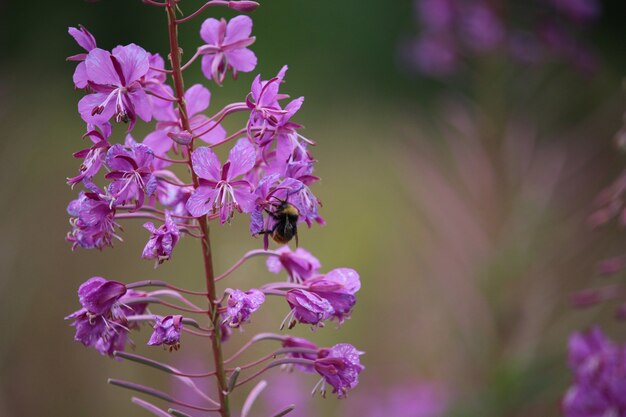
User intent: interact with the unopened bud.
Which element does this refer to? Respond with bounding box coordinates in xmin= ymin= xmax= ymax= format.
xmin=167 ymin=130 xmax=193 ymax=145
xmin=228 ymin=1 xmax=259 ymax=12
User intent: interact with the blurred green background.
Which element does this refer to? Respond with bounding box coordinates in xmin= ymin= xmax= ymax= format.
xmin=1 ymin=0 xmax=626 ymax=416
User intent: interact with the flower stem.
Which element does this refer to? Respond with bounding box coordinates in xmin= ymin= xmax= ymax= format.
xmin=165 ymin=4 xmax=230 ymax=416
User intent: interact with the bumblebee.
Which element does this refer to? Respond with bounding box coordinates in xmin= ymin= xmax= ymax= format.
xmin=261 ymin=200 xmax=300 ymax=246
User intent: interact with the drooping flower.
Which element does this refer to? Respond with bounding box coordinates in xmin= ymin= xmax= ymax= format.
xmin=67 ymin=189 xmax=120 ymax=250
xmin=66 ymin=281 xmax=146 ymax=357
xmin=148 ymin=315 xmax=184 ymax=350
xmin=67 ymin=25 xmax=97 ymax=89
xmin=94 ymin=325 xmax=131 ymax=357
xmin=105 ymin=142 xmax=157 ymax=208
xmin=67 ymin=126 xmax=111 ymax=186
xmin=314 ymin=343 xmax=365 ymax=398
xmin=199 ymin=15 xmax=257 ymax=84
xmin=285 ymin=289 xmax=334 ymax=328
xmin=306 ymin=268 xmax=360 ymax=323
xmin=282 ymin=336 xmax=318 ymax=373
xmin=266 ymin=246 xmax=321 ymax=283
xmin=78 ymin=276 xmax=127 ymax=317
xmin=224 ymin=289 xmax=265 ymax=327
xmin=142 ymin=212 xmax=180 ymax=265
xmin=186 ymin=139 xmax=256 ymax=223
xmin=66 ymin=308 xmax=107 ymax=348
xmin=78 ymin=44 xmax=152 ymax=130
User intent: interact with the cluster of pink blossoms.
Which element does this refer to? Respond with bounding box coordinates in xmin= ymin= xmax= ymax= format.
xmin=63 ymin=2 xmax=362 ymax=416
xmin=564 ymin=114 xmax=626 ymax=416
xmin=404 ymin=0 xmax=601 ymax=77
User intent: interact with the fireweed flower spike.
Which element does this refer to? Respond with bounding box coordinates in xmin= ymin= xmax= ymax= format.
xmin=64 ymin=2 xmax=362 ymax=416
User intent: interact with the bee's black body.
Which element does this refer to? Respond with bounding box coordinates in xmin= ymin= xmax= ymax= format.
xmin=262 ymin=200 xmax=300 ymax=246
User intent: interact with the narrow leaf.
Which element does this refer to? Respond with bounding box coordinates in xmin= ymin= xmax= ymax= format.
xmin=272 ymin=404 xmax=296 ymax=417
xmin=241 ymin=380 xmax=267 ymax=417
xmin=108 ymin=378 xmax=174 ymax=403
xmin=114 ymin=351 xmax=176 ymax=374
xmin=168 ymin=408 xmax=194 ymax=417
xmin=131 ymin=397 xmax=171 ymax=417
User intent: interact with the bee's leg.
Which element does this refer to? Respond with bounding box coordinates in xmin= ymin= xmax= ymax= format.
xmin=263 ymin=208 xmax=280 ymax=220
xmin=294 ymin=224 xmax=299 ymax=247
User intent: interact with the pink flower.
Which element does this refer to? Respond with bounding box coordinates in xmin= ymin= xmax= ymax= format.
xmin=266 ymin=246 xmax=321 ymax=283
xmin=306 ymin=268 xmax=360 ymax=323
xmin=78 ymin=44 xmax=152 ymax=131
xmin=314 ymin=343 xmax=365 ymax=398
xmin=148 ymin=315 xmax=183 ymax=350
xmin=67 ymin=25 xmax=97 ymax=89
xmin=104 ymin=143 xmax=157 ymax=208
xmin=186 ymin=139 xmax=256 ymax=223
xmin=223 ymin=289 xmax=265 ymax=327
xmin=285 ymin=289 xmax=334 ymax=328
xmin=199 ymin=15 xmax=257 ymax=85
xmin=142 ymin=212 xmax=180 ymax=265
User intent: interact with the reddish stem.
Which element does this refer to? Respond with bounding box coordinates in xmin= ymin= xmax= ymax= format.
xmin=165 ymin=4 xmax=231 ymax=416
xmin=176 ymin=1 xmax=230 ymax=24
xmin=154 ymin=153 xmax=190 ymax=164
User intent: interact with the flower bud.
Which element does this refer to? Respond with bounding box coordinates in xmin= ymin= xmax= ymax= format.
xmin=228 ymin=1 xmax=259 ymax=12
xmin=167 ymin=130 xmax=193 ymax=146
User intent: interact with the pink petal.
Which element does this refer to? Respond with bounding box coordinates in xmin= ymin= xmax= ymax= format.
xmin=225 ymin=48 xmax=257 ymax=73
xmin=325 ymin=268 xmax=361 ymax=293
xmin=191 ymin=147 xmax=221 ymax=181
xmin=78 ymin=93 xmax=115 ymax=125
xmin=85 ymin=48 xmax=120 ymax=86
xmin=201 ymin=55 xmax=215 ymax=80
xmin=73 ymin=61 xmax=89 ymax=89
xmin=233 ymin=186 xmax=255 ymax=213
xmin=111 ymin=44 xmax=150 ymax=84
xmin=190 ymin=115 xmax=226 ymax=145
xmin=68 ymin=26 xmax=97 ymax=52
xmin=185 ymin=84 xmax=211 ymax=117
xmin=250 ymin=74 xmax=262 ymax=100
xmin=200 ymin=18 xmax=224 ymax=45
xmin=224 ymin=15 xmax=253 ymax=44
xmin=186 ymin=186 xmax=217 ymax=217
xmin=128 ymin=88 xmax=152 ymax=122
xmin=284 ymin=96 xmax=304 ymax=120
xmin=227 ymin=139 xmax=256 ymax=179
xmin=143 ymin=129 xmax=173 ymax=156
